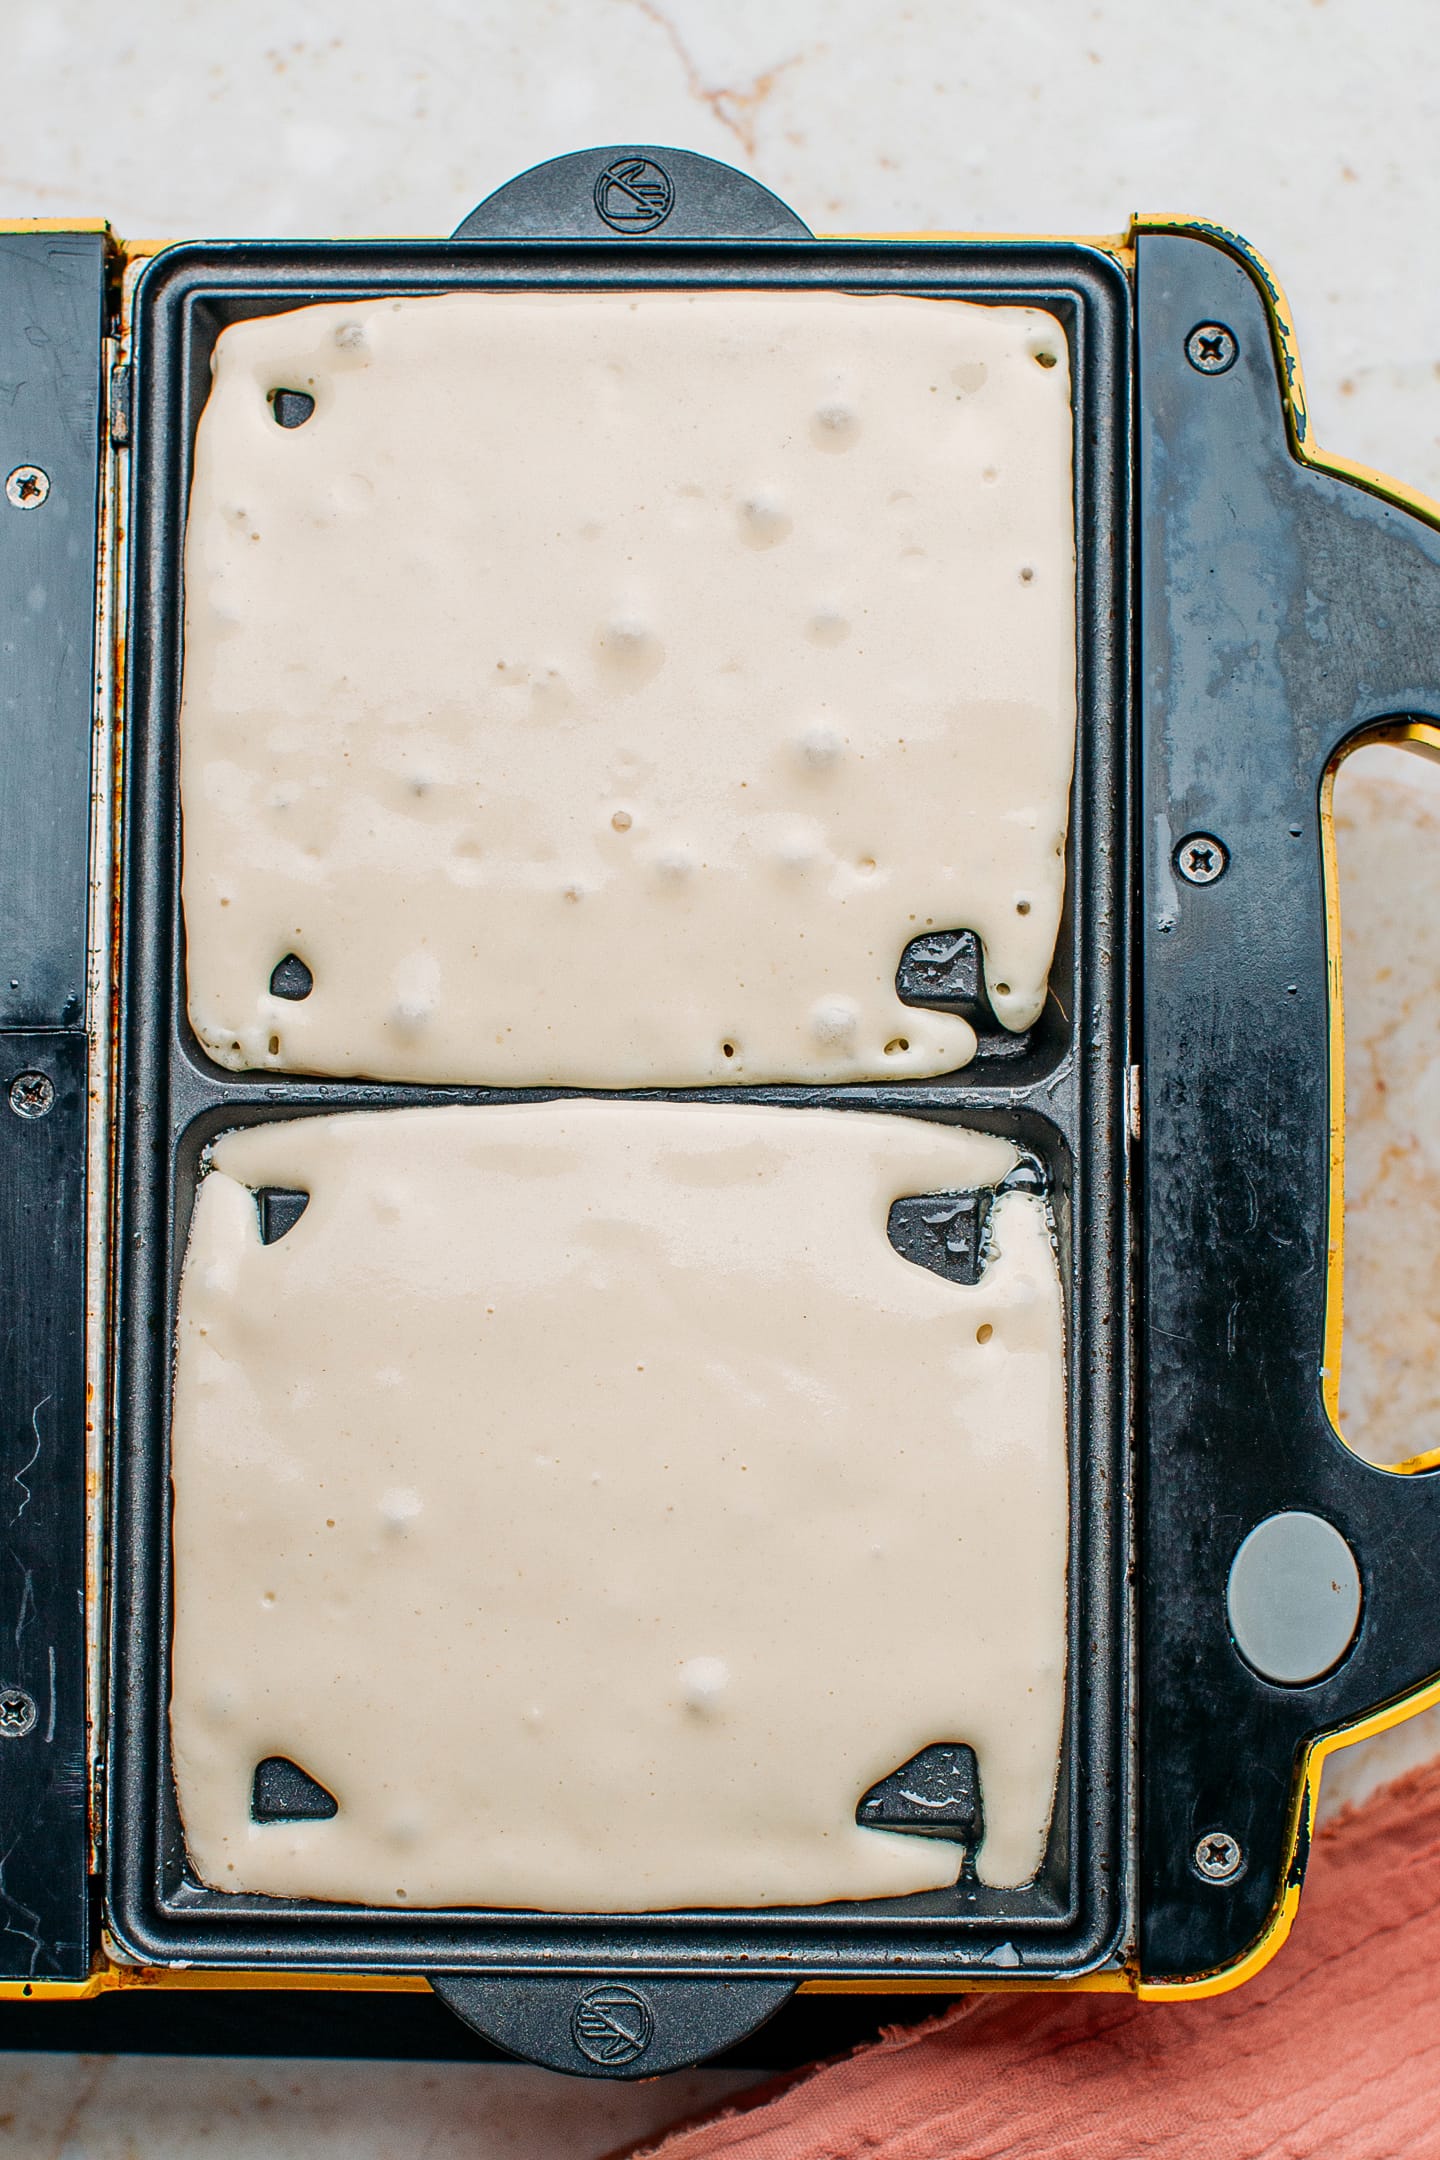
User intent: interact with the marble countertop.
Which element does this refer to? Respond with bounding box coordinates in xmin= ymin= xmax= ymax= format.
xmin=3 ymin=1 xmax=1438 ymax=2151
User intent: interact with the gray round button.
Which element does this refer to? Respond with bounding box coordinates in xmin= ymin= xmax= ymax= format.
xmin=1226 ymin=1511 xmax=1362 ymax=1685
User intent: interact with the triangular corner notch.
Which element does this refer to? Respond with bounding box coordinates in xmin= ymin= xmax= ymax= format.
xmin=887 ymin=1193 xmax=994 ymax=1286
xmin=857 ymin=1743 xmax=985 ymax=1877
xmin=251 ymin=1755 xmax=339 ymax=1823
xmin=253 ymin=1187 xmax=310 ymax=1246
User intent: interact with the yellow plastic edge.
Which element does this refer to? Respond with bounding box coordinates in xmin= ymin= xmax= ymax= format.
xmin=820 ymin=227 xmax=1132 ymax=263
xmin=0 ymin=1967 xmax=429 ymax=2004
xmin=0 ymin=218 xmax=113 ymax=236
xmin=799 ymin=1969 xmax=1132 ymax=1997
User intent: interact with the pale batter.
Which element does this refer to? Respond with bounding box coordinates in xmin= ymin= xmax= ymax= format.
xmin=169 ymin=1102 xmax=1068 ymax=1911
xmin=179 ymin=290 xmax=1076 ymax=1084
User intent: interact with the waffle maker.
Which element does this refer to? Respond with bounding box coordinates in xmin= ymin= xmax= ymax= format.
xmin=2 ymin=145 xmax=1439 ymax=2079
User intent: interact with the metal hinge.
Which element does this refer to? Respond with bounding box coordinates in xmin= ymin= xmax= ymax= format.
xmin=90 ymin=1755 xmax=106 ymax=1849
xmin=109 ymin=362 xmax=132 ymax=447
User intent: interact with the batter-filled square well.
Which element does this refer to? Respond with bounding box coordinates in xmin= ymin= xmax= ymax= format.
xmin=169 ymin=1101 xmax=1067 ymax=1912
xmin=179 ymin=290 xmax=1076 ymax=1085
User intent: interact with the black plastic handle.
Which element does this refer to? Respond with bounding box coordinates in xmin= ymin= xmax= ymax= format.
xmin=453 ymin=144 xmax=812 ymax=242
xmin=1137 ymin=229 xmax=1440 ymax=1981
xmin=429 ymin=1970 xmax=797 ymax=2080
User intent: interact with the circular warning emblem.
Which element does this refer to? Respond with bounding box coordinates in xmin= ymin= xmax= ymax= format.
xmin=570 ymin=1981 xmax=656 ymax=2066
xmin=593 ymin=156 xmax=675 ymax=234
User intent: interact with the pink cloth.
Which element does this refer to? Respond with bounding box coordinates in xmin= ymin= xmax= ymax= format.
xmin=629 ymin=1760 xmax=1440 ymax=2158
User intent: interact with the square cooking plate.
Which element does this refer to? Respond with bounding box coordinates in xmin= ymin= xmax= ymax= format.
xmin=2 ymin=144 xmax=1439 ymax=2079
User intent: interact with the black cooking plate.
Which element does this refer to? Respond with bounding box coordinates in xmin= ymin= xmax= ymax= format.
xmin=1 ymin=145 xmax=1438 ymax=2078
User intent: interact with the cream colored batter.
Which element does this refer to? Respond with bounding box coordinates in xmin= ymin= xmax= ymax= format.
xmin=179 ymin=290 xmax=1076 ymax=1085
xmin=169 ymin=1102 xmax=1068 ymax=1911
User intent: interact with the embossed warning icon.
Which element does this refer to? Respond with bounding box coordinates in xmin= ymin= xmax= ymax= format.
xmin=571 ymin=1981 xmax=656 ymax=2066
xmin=594 ymin=156 xmax=675 ymax=234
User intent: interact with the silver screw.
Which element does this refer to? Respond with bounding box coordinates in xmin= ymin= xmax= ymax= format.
xmin=0 ymin=1689 xmax=37 ymax=1739
xmin=9 ymin=1070 xmax=55 ymax=1119
xmin=5 ymin=465 xmax=50 ymax=509
xmin=1185 ymin=324 xmax=1238 ymax=375
xmin=1175 ymin=833 xmax=1229 ymax=886
xmin=1193 ymin=1830 xmax=1243 ymax=1882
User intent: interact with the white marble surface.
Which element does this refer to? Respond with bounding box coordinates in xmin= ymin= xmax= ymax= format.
xmin=8 ymin=0 xmax=1440 ymax=498
xmin=0 ymin=2052 xmax=753 ymax=2159
xmin=1316 ymin=743 xmax=1440 ymax=1818
xmin=1335 ymin=744 xmax=1440 ymax=1470
xmin=4 ymin=0 xmax=1440 ymax=2149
